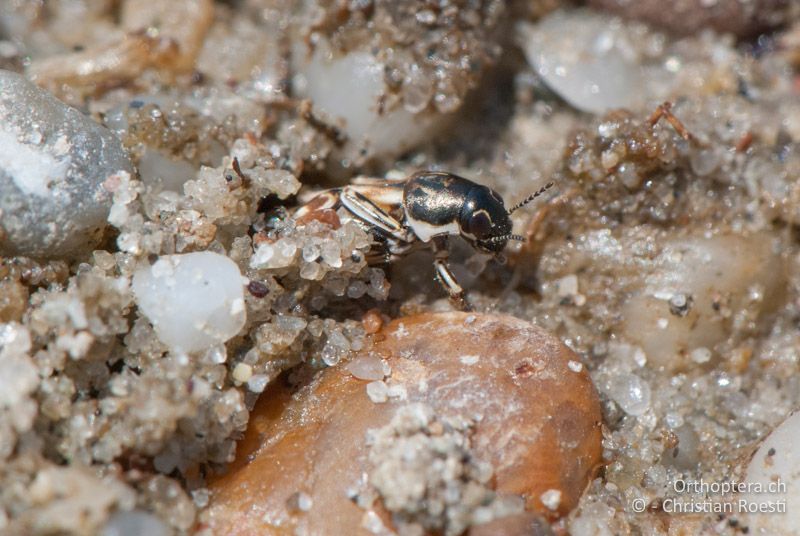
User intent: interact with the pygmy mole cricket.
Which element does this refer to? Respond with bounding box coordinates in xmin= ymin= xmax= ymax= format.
xmin=294 ymin=171 xmax=553 ymax=309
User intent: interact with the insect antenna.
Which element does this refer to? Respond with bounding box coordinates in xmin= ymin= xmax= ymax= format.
xmin=487 ymin=234 xmax=527 ymax=244
xmin=507 ymin=181 xmax=555 ymax=214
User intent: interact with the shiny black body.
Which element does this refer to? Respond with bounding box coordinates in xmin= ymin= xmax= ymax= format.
xmin=403 ymin=172 xmax=475 ymax=226
xmin=403 ymin=171 xmax=513 ymax=253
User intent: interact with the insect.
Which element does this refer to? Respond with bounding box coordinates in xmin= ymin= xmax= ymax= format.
xmin=294 ymin=171 xmax=553 ymax=310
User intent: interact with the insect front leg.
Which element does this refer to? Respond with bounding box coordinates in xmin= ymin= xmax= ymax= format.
xmin=432 ymin=236 xmax=471 ymax=311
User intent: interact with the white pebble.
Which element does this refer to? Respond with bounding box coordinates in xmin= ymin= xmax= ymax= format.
xmin=251 ymin=239 xmax=297 ymax=269
xmin=292 ymin=38 xmax=442 ymax=166
xmin=743 ymin=411 xmax=800 ymax=534
xmin=460 ymin=355 xmax=480 ymax=365
xmin=347 ymin=280 xmax=368 ymax=299
xmin=607 ymin=373 xmax=650 ymax=416
xmin=250 ymin=243 xmax=274 ymax=266
xmin=132 ymin=252 xmax=246 ymax=353
xmin=191 ymin=488 xmax=210 ymax=509
xmin=0 ymin=324 xmax=37 ymax=409
xmin=286 ymin=490 xmax=314 ymax=512
xmin=689 ymin=347 xmax=712 ymax=364
xmin=302 ymin=243 xmax=321 ymax=262
xmin=366 ymin=381 xmax=389 ymax=403
xmin=518 ymin=10 xmax=645 ymax=114
xmin=265 ymin=169 xmax=301 ymax=198
xmin=137 ymin=147 xmax=196 ymax=192
xmin=232 ymin=363 xmax=253 ymax=383
xmin=556 ymin=274 xmax=579 ymax=297
xmin=540 ymin=489 xmax=562 ymax=511
xmin=600 ymin=149 xmax=620 ymax=169
xmin=297 ymin=492 xmax=313 ymax=512
xmin=320 ymin=241 xmax=342 ymax=268
xmin=633 ymin=348 xmax=647 ymax=367
xmin=361 ymin=510 xmax=391 ymax=533
xmin=299 ymin=261 xmax=325 ymax=281
xmin=568 ymin=360 xmax=583 ymax=372
xmin=346 ymin=355 xmax=386 ymax=381
xmin=385 ymin=382 xmax=407 ymax=400
xmin=247 ymin=374 xmax=269 ymax=393
xmin=569 ymin=501 xmax=616 ymax=536
xmin=204 ymin=345 xmax=227 ymax=364
xmin=55 ymin=331 xmax=94 ymax=360
xmin=621 ymin=232 xmax=783 ymax=370
xmin=101 ymin=510 xmax=169 ymax=536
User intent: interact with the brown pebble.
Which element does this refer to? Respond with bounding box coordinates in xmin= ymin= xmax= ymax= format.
xmin=587 ymin=0 xmax=791 ymax=38
xmin=246 ymin=280 xmax=269 ymax=298
xmin=252 ymin=232 xmax=274 ymax=246
xmin=361 ymin=308 xmax=384 ymax=334
xmin=0 ymin=279 xmax=29 ymax=322
xmin=295 ymin=206 xmax=342 ymax=228
xmin=735 ymin=131 xmax=754 ymax=153
xmin=202 ymin=312 xmax=603 ymax=534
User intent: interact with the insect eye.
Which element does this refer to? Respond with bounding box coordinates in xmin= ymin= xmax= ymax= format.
xmin=468 ymin=211 xmax=492 ymax=238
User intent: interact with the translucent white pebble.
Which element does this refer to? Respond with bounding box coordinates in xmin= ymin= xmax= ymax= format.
xmin=292 ymin=39 xmax=441 ymax=166
xmin=606 ymin=373 xmax=650 ymax=416
xmin=232 ymin=363 xmax=253 ymax=383
xmin=518 ymin=10 xmax=645 ymax=114
xmin=136 ymin=147 xmax=197 ymax=192
xmin=345 ymin=355 xmax=386 ymax=381
xmin=101 ymin=510 xmax=169 ymax=536
xmin=132 ymin=252 xmax=246 ymax=353
xmin=0 ymin=323 xmax=37 ymax=410
xmin=743 ymin=412 xmax=800 ymax=534
xmin=540 ymin=489 xmax=562 ymax=511
xmin=366 ymin=380 xmax=389 ymax=403
xmin=620 ymin=232 xmax=784 ymax=370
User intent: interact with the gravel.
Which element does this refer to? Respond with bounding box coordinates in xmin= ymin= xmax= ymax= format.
xmin=1 ymin=1 xmax=799 ymax=535
xmin=131 ymin=251 xmax=247 ymax=354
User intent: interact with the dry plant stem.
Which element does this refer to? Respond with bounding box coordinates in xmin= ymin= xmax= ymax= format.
xmin=29 ymin=34 xmax=179 ymax=93
xmin=647 ymin=101 xmax=694 ymax=142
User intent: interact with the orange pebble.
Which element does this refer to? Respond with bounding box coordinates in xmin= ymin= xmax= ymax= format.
xmin=203 ymin=312 xmax=603 ymax=534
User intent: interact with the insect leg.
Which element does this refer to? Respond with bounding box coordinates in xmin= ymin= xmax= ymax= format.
xmin=340 ymin=187 xmax=410 ymax=242
xmin=432 ymin=236 xmax=471 ymax=311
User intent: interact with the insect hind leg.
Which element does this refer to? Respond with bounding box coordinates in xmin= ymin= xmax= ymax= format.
xmin=340 ymin=187 xmax=410 ymax=242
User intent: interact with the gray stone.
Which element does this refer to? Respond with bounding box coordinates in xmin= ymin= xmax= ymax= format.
xmin=0 ymin=70 xmax=134 ymax=258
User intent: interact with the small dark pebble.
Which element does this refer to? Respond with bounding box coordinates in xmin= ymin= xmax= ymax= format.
xmin=668 ymin=293 xmax=693 ymax=317
xmin=247 ymin=280 xmax=269 ymax=298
